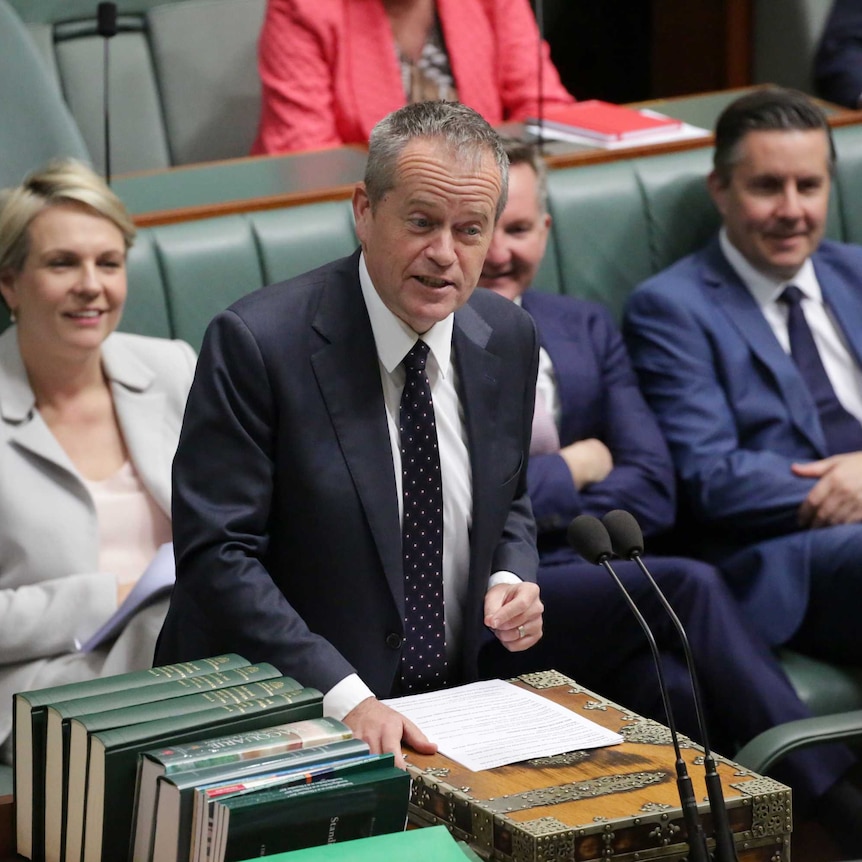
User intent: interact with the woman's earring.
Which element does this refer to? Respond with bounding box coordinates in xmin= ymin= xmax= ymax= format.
xmin=8 ymin=310 xmax=15 ymax=323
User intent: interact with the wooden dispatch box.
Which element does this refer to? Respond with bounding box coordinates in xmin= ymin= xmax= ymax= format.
xmin=405 ymin=671 xmax=791 ymax=862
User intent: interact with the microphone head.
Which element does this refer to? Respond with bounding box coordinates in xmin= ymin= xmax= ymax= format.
xmin=97 ymin=2 xmax=118 ymax=37
xmin=602 ymin=510 xmax=644 ymax=559
xmin=566 ymin=515 xmax=613 ymax=565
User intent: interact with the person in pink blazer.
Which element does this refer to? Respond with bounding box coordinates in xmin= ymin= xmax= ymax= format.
xmin=252 ymin=0 xmax=575 ymax=154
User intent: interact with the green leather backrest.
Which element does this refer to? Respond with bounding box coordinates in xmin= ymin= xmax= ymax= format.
xmin=118 ymin=201 xmax=359 ymax=351
xmin=15 ymin=0 xmax=265 ymax=173
xmin=27 ymin=20 xmax=172 ymax=175
xmin=0 ymin=0 xmax=90 ymax=187
xmin=252 ymin=201 xmax=359 ymax=287
xmin=833 ymin=124 xmax=862 ymax=245
xmin=545 ymin=160 xmax=652 ymax=321
xmin=146 ymin=0 xmax=266 ymax=165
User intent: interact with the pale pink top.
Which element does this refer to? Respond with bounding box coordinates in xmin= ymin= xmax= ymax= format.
xmin=81 ymin=461 xmax=171 ymax=585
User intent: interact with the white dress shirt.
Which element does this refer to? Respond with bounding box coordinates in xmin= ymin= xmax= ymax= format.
xmin=324 ymin=255 xmax=520 ymax=719
xmin=720 ymin=229 xmax=862 ymax=423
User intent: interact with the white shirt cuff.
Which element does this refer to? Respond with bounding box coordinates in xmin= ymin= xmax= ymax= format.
xmin=323 ymin=673 xmax=376 ymax=721
xmin=488 ymin=570 xmax=522 ymax=588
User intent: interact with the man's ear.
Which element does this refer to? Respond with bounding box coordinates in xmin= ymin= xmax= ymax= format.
xmin=352 ymin=184 xmax=372 ymax=244
xmin=706 ymin=170 xmax=728 ymax=217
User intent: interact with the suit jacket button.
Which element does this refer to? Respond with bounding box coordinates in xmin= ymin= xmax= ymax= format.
xmin=385 ymin=633 xmax=403 ymax=650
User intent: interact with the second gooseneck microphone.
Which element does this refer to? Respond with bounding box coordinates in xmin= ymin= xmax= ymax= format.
xmin=601 ymin=509 xmax=739 ymax=862
xmin=567 ymin=515 xmax=710 ymax=862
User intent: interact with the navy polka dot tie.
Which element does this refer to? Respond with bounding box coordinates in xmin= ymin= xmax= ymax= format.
xmin=399 ymin=340 xmax=447 ymax=693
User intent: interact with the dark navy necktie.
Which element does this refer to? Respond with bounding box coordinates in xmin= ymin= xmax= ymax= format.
xmin=399 ymin=340 xmax=447 ymax=692
xmin=780 ymin=284 xmax=862 ymax=455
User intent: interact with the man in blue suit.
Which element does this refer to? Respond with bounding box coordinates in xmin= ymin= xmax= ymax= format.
xmin=156 ymin=102 xmax=544 ymax=765
xmin=625 ymin=88 xmax=862 ymax=672
xmin=479 ymin=137 xmax=860 ymax=844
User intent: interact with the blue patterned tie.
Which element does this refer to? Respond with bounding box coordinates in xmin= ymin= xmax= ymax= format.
xmin=399 ymin=340 xmax=447 ymax=692
xmin=780 ymin=285 xmax=862 ymax=455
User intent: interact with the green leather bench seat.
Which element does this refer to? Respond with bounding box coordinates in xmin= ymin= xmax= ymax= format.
xmin=120 ymin=200 xmax=359 ymax=350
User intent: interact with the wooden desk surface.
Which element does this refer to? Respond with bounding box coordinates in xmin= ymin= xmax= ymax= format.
xmin=406 ymin=673 xmax=791 ymax=862
xmin=113 ymin=89 xmax=862 ymax=229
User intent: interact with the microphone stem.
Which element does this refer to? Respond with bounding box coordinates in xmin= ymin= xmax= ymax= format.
xmin=103 ymin=37 xmax=111 ymax=185
xmin=631 ymin=553 xmax=739 ymax=862
xmin=598 ymin=558 xmax=710 ymax=862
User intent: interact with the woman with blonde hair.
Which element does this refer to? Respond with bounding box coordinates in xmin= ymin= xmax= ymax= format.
xmin=0 ymin=160 xmax=195 ymax=761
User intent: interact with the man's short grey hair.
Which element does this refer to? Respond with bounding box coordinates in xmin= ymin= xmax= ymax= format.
xmin=712 ymin=86 xmax=836 ymax=185
xmin=501 ymin=138 xmax=548 ymax=215
xmin=364 ymin=101 xmax=509 ymax=219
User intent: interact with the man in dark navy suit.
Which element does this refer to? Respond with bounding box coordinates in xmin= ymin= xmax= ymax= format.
xmin=157 ymin=102 xmax=543 ymax=765
xmin=477 ymin=138 xmax=860 ymax=847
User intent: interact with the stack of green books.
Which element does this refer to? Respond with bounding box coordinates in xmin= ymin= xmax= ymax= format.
xmin=14 ymin=655 xmax=412 ymax=862
xmin=173 ymin=751 xmax=408 ymax=862
xmin=135 ymin=719 xmax=365 ymax=862
xmin=14 ymin=652 xmax=254 ymax=861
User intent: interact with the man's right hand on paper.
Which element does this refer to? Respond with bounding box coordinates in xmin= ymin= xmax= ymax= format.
xmin=343 ymin=696 xmax=437 ymax=769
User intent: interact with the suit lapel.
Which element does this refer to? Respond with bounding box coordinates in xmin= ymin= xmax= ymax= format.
xmin=0 ymin=328 xmax=84 ymax=478
xmin=817 ymin=253 xmax=862 ymax=369
xmin=700 ymin=239 xmax=826 ymax=453
xmin=103 ymin=342 xmax=172 ymax=516
xmin=452 ymin=303 xmax=500 ymax=595
xmin=310 ymin=259 xmax=403 ymax=606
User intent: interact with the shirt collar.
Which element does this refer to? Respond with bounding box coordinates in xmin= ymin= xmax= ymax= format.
xmin=719 ymin=228 xmax=821 ymax=309
xmin=358 ymin=252 xmax=454 ymax=376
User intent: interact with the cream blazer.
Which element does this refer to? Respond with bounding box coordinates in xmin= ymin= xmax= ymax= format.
xmin=0 ymin=327 xmax=196 ymax=752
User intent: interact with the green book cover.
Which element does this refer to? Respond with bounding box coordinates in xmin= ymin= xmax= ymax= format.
xmin=213 ymin=760 xmax=410 ymax=862
xmin=135 ymin=727 xmax=363 ymax=862
xmin=148 ymin=742 xmax=374 ymax=862
xmin=44 ymin=663 xmax=282 ymax=862
xmin=233 ymin=826 xmax=479 ymax=861
xmin=144 ymin=715 xmax=355 ymax=776
xmin=70 ymin=687 xmax=322 ymax=862
xmin=13 ymin=652 xmax=249 ymax=861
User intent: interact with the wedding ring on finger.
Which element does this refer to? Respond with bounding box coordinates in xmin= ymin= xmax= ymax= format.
xmin=518 ymin=624 xmax=526 ymax=639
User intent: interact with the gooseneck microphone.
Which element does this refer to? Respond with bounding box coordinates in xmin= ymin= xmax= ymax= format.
xmin=601 ymin=510 xmax=739 ymax=862
xmin=97 ymin=1 xmax=118 ymax=184
xmin=567 ymin=515 xmax=710 ymax=862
